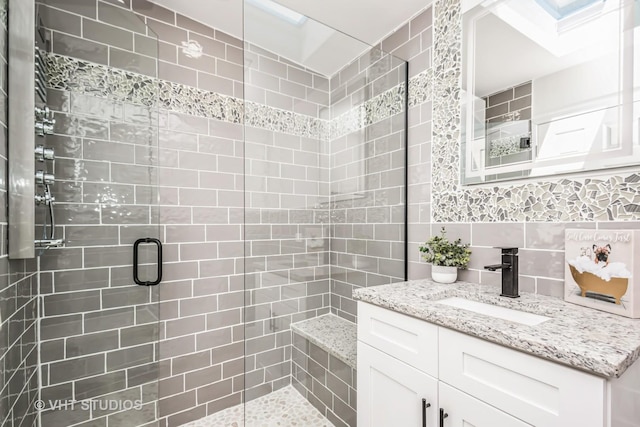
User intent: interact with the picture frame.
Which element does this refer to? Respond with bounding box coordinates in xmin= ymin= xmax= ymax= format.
xmin=564 ymin=229 xmax=639 ymax=318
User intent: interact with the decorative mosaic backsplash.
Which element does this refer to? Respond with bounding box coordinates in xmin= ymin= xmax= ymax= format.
xmin=331 ymin=83 xmax=407 ymax=139
xmin=46 ymin=53 xmax=158 ymax=105
xmin=46 ymin=53 xmax=414 ymax=142
xmin=429 ymin=0 xmax=640 ymax=222
xmin=408 ymin=69 xmax=434 ymax=108
xmin=244 ymin=100 xmax=330 ymax=139
xmin=46 ymin=53 xmax=326 ymax=139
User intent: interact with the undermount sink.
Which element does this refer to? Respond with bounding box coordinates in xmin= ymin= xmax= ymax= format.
xmin=436 ymin=297 xmax=551 ymax=326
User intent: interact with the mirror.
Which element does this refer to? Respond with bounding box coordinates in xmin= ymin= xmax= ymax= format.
xmin=461 ymin=0 xmax=639 ymax=185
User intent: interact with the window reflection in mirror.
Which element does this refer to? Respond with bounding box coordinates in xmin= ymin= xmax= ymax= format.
xmin=461 ymin=0 xmax=638 ymax=185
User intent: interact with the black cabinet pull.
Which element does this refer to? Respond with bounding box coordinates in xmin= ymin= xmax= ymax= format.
xmin=439 ymin=408 xmax=448 ymax=427
xmin=422 ymin=398 xmax=431 ymax=427
xmin=133 ymin=238 xmax=162 ymax=286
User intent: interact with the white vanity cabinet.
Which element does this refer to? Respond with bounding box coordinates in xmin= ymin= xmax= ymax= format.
xmin=357 ymin=301 xmax=635 ymax=427
xmin=358 ymin=341 xmax=438 ymax=427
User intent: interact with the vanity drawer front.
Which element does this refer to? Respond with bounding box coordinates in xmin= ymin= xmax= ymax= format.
xmin=357 ymin=301 xmax=438 ymax=377
xmin=439 ymin=328 xmax=606 ymax=427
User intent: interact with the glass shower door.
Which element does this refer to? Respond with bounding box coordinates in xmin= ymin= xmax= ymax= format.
xmin=33 ymin=1 xmax=162 ymax=426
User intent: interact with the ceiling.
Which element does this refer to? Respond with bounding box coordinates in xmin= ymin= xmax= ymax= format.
xmin=242 ymin=1 xmax=371 ymax=75
xmin=148 ymin=0 xmax=432 ymax=76
xmin=271 ymin=0 xmax=431 ymax=46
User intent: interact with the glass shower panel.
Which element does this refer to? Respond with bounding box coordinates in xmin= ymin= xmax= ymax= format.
xmin=331 ymin=51 xmax=408 ymax=320
xmin=34 ymin=1 xmax=162 ymax=426
xmin=244 ymin=1 xmax=407 ymax=425
xmin=324 ymin=47 xmax=408 ymax=427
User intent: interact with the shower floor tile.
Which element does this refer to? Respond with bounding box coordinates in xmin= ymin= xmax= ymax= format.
xmin=180 ymin=385 xmax=334 ymax=427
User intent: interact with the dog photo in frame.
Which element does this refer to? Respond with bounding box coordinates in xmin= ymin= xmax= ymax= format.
xmin=565 ymin=229 xmax=639 ymax=318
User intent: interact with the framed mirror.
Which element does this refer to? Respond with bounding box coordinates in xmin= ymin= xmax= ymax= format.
xmin=461 ymin=0 xmax=639 ymax=185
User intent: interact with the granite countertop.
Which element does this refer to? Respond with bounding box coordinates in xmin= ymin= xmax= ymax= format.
xmin=353 ymin=280 xmax=640 ymax=378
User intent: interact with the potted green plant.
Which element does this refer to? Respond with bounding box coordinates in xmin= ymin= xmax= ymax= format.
xmin=419 ymin=227 xmax=472 ymax=283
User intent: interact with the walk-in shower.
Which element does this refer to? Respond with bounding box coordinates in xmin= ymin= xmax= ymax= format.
xmin=0 ymin=0 xmax=407 ymax=426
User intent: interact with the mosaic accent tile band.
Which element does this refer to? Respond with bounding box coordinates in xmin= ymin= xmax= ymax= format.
xmin=45 ymin=53 xmax=158 ymax=106
xmin=244 ymin=100 xmax=330 ymax=141
xmin=432 ymin=0 xmax=462 ymax=197
xmin=46 ymin=52 xmax=413 ymax=142
xmin=45 ymin=53 xmax=326 ymax=139
xmin=430 ymin=0 xmax=640 ymax=222
xmin=331 ymin=84 xmax=406 ymax=139
xmin=408 ymin=69 xmax=434 ymax=108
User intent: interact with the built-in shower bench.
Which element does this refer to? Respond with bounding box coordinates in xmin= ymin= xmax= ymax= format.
xmin=291 ymin=314 xmax=357 ymax=427
xmin=292 ymin=314 xmax=356 ymax=368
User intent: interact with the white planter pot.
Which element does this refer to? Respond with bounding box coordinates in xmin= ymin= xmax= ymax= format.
xmin=431 ymin=265 xmax=458 ymax=284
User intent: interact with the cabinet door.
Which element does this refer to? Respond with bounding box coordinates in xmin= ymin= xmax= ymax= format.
xmin=358 ymin=341 xmax=438 ymax=427
xmin=439 ymin=382 xmax=531 ymax=427
xmin=439 ymin=328 xmax=605 ymax=427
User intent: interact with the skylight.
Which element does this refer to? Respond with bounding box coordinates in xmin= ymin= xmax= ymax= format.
xmin=534 ymin=0 xmax=603 ymax=19
xmin=246 ymin=0 xmax=307 ymax=26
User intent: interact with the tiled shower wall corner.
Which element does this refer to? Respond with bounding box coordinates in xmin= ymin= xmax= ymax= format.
xmin=329 ymin=50 xmax=407 ymax=322
xmin=0 ymin=3 xmax=40 ymax=427
xmin=394 ymin=0 xmax=640 ymax=296
xmin=242 ymin=45 xmax=333 ymax=402
xmin=283 ymin=49 xmax=409 ymax=427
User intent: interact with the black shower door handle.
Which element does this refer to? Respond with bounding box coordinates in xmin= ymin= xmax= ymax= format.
xmin=133 ymin=238 xmax=162 ymax=286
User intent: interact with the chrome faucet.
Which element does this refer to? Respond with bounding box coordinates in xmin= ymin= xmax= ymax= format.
xmin=484 ymin=247 xmax=519 ymax=298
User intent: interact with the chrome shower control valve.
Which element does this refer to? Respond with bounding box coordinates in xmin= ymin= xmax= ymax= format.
xmin=35 ymin=170 xmax=55 ymax=185
xmin=35 ymin=145 xmax=55 ymax=161
xmin=35 ymin=106 xmax=54 ymax=121
xmin=35 ymin=120 xmax=55 ymax=136
xmin=34 ymin=106 xmax=55 ymax=136
xmin=35 ymin=239 xmax=64 ymax=248
xmin=35 ymin=192 xmax=55 ymax=206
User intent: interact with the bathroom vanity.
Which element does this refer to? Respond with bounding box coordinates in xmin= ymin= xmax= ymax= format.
xmin=354 ymin=281 xmax=640 ymax=427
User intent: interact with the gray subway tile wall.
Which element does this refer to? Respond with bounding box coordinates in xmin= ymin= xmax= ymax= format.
xmin=243 ymin=103 xmax=333 ymax=401
xmin=329 ymin=49 xmax=408 ymax=322
xmin=36 ymin=1 xmax=247 ymax=426
xmin=8 ymin=0 xmax=627 ymax=426
xmin=242 ymin=44 xmax=331 ymax=405
xmin=398 ymin=6 xmax=438 ymax=280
